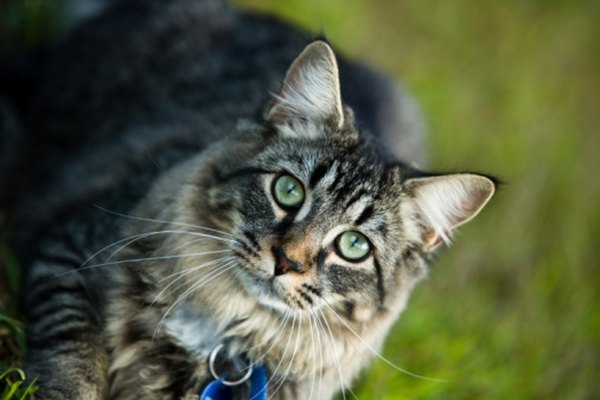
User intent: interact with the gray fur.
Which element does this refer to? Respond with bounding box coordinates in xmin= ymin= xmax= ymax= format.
xmin=1 ymin=0 xmax=495 ymax=398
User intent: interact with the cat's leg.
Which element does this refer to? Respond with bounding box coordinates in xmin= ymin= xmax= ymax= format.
xmin=107 ymin=306 xmax=206 ymax=399
xmin=108 ymin=338 xmax=201 ymax=399
xmin=23 ymin=256 xmax=109 ymax=399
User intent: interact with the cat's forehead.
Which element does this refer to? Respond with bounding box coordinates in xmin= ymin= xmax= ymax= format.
xmin=250 ymin=136 xmax=403 ymax=233
xmin=254 ymin=136 xmax=390 ymax=183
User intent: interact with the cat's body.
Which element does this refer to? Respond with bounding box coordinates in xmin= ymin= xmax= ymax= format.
xmin=1 ymin=0 xmax=494 ymax=399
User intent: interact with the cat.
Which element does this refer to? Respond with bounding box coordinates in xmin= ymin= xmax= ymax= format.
xmin=0 ymin=0 xmax=495 ymax=398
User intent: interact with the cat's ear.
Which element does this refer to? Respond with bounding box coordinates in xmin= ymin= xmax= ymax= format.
xmin=406 ymin=173 xmax=496 ymax=250
xmin=265 ymin=40 xmax=344 ymax=130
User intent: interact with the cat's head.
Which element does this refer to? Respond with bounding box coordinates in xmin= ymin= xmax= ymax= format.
xmin=183 ymin=41 xmax=495 ymax=323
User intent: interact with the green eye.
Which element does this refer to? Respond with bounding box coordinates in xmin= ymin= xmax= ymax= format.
xmin=272 ymin=174 xmax=305 ymax=209
xmin=336 ymin=231 xmax=371 ymax=262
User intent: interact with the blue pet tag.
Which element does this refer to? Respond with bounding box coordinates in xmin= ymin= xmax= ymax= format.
xmin=200 ymin=379 xmax=232 ymax=400
xmin=199 ymin=365 xmax=267 ymax=400
xmin=249 ymin=364 xmax=268 ymax=400
xmin=200 ymin=344 xmax=267 ymax=400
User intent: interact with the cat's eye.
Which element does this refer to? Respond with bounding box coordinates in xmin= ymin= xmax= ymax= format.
xmin=335 ymin=231 xmax=371 ymax=262
xmin=272 ymin=174 xmax=305 ymax=209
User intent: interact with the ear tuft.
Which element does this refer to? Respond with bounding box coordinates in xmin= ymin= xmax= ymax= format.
xmin=265 ymin=41 xmax=344 ymax=129
xmin=407 ymin=174 xmax=496 ymax=249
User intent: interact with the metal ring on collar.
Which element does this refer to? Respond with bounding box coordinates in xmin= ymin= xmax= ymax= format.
xmin=208 ymin=344 xmax=254 ymax=386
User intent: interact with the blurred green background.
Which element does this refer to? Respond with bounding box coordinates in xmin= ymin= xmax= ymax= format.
xmin=1 ymin=0 xmax=599 ymax=398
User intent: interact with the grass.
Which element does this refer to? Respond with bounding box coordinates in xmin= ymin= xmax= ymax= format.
xmin=0 ymin=246 xmax=37 ymax=399
xmin=0 ymin=369 xmax=37 ymax=400
xmin=2 ymin=0 xmax=599 ymax=398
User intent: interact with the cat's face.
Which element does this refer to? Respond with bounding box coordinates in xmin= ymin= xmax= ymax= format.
xmin=186 ymin=41 xmax=495 ymax=323
xmin=214 ymin=133 xmax=413 ymax=320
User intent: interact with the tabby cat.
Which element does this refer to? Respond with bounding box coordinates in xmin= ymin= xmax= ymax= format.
xmin=0 ymin=0 xmax=495 ymax=398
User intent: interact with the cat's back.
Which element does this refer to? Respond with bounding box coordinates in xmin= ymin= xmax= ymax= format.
xmin=3 ymin=0 xmax=423 ymax=243
xmin=27 ymin=0 xmax=418 ymax=147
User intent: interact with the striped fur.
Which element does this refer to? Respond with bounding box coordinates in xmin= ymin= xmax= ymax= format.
xmin=3 ymin=1 xmax=495 ymax=398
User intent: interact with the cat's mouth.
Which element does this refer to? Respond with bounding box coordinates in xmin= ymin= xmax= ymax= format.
xmin=238 ymin=265 xmax=322 ymax=312
xmin=276 ymin=276 xmax=326 ymax=315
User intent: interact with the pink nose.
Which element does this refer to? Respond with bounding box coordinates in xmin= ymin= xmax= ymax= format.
xmin=272 ymin=246 xmax=305 ymax=276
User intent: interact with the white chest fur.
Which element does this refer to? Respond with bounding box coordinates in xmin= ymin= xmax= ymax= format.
xmin=164 ymin=307 xmax=224 ymax=358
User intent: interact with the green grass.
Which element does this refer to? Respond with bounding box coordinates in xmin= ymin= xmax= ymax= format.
xmin=0 ymin=246 xmax=36 ymax=399
xmin=2 ymin=0 xmax=599 ymax=398
xmin=0 ymin=369 xmax=37 ymax=400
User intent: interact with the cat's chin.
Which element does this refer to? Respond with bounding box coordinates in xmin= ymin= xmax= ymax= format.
xmin=255 ymin=294 xmax=293 ymax=314
xmin=246 ymin=277 xmax=301 ymax=313
xmin=256 ymin=293 xmax=324 ymax=315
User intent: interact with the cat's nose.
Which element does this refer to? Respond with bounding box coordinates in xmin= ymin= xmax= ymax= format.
xmin=272 ymin=246 xmax=305 ymax=276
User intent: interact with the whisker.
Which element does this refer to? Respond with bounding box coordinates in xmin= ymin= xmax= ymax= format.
xmin=73 ymin=228 xmax=236 ymax=273
xmin=99 ymin=229 xmax=235 ymax=264
xmin=270 ymin=311 xmax=303 ymax=398
xmin=310 ymin=310 xmax=326 ymax=399
xmin=321 ymin=301 xmax=447 ymax=383
xmin=97 ymin=229 xmax=237 ymax=265
xmin=247 ymin=309 xmax=292 ymax=360
xmin=315 ymin=308 xmax=352 ymax=400
xmin=247 ymin=310 xmax=294 ymax=397
xmin=307 ymin=311 xmax=317 ymax=400
xmin=168 ymin=236 xmax=216 ymax=253
xmin=82 ymin=249 xmax=233 ymax=270
xmin=79 ymin=231 xmax=154 ymax=269
xmin=153 ymin=260 xmax=239 ymax=339
xmin=55 ymin=233 xmax=234 ymax=279
xmin=309 ymin=312 xmax=324 ymax=398
xmin=93 ymin=205 xmax=236 ymax=238
xmin=157 ymin=254 xmax=234 ymax=283
xmin=252 ymin=312 xmax=298 ymax=400
xmin=151 ymin=256 xmax=237 ymax=306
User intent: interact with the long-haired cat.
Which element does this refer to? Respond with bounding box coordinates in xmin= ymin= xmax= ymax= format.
xmin=0 ymin=0 xmax=495 ymax=398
